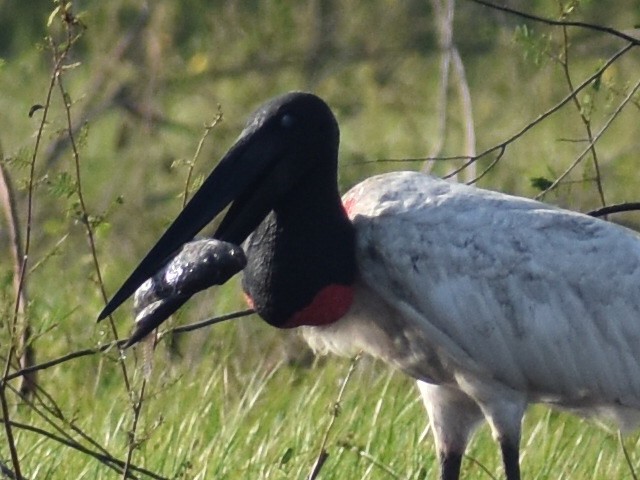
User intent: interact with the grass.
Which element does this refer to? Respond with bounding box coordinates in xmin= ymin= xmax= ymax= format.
xmin=2 ymin=1 xmax=640 ymax=478
xmin=9 ymin=342 xmax=640 ymax=479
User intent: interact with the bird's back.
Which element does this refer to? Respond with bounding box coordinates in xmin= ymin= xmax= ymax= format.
xmin=337 ymin=171 xmax=640 ymax=428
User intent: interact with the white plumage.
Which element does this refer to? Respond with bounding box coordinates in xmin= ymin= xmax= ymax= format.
xmin=303 ymin=171 xmax=640 ymax=478
xmin=103 ymin=93 xmax=640 ymax=480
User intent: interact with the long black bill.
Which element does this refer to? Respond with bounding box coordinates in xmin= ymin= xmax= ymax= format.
xmin=98 ymin=128 xmax=280 ymax=321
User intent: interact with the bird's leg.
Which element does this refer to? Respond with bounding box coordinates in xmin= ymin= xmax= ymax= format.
xmin=471 ymin=394 xmax=524 ymax=480
xmin=440 ymin=450 xmax=463 ymax=480
xmin=453 ymin=375 xmax=526 ymax=480
xmin=416 ymin=382 xmax=483 ymax=480
xmin=500 ymin=440 xmax=521 ymax=480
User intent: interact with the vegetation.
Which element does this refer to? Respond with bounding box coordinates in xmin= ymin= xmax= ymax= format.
xmin=1 ymin=0 xmax=640 ymax=478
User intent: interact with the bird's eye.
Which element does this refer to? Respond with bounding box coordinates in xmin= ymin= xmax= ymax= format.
xmin=280 ymin=114 xmax=295 ymax=128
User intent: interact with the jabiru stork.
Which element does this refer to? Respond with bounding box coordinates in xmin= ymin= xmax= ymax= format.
xmin=99 ymin=92 xmax=640 ymax=480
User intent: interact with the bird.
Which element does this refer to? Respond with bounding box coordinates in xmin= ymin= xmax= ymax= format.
xmin=99 ymin=91 xmax=640 ymax=480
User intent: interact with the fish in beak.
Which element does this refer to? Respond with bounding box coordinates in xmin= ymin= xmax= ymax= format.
xmin=98 ymin=92 xmax=340 ymax=330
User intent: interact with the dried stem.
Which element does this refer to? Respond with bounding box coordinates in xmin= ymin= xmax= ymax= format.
xmin=3 ymin=310 xmax=253 ymax=383
xmin=376 ymin=43 xmax=633 ymax=181
xmin=0 ymin=164 xmax=35 ymax=397
xmin=535 ymin=77 xmax=640 ymax=199
xmin=0 ymin=5 xmax=76 ymax=477
xmin=182 ymin=110 xmax=224 ymax=207
xmin=558 ymin=23 xmax=606 ymax=207
xmin=307 ymin=354 xmax=360 ymax=480
xmin=469 ymin=0 xmax=640 ymax=45
xmin=0 ymin=417 xmax=167 ymax=480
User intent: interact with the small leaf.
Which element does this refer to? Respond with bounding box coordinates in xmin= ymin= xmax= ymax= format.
xmin=592 ymin=73 xmax=602 ymax=92
xmin=47 ymin=6 xmax=61 ymax=27
xmin=29 ymin=104 xmax=44 ymax=118
xmin=48 ymin=172 xmax=77 ymax=198
xmin=530 ymin=176 xmax=553 ymax=191
xmin=280 ymin=447 xmax=294 ymax=465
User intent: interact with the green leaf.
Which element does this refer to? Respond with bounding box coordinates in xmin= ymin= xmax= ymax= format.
xmin=280 ymin=447 xmax=294 ymax=465
xmin=592 ymin=73 xmax=602 ymax=92
xmin=47 ymin=6 xmax=61 ymax=28
xmin=530 ymin=176 xmax=553 ymax=191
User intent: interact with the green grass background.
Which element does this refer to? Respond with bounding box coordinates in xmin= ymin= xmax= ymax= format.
xmin=2 ymin=1 xmax=640 ymax=478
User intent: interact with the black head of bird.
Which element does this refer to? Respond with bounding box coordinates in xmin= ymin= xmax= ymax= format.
xmin=99 ymin=91 xmax=355 ymax=329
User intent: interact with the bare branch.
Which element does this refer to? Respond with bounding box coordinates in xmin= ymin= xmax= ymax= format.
xmin=182 ymin=109 xmax=224 ymax=207
xmin=3 ymin=310 xmax=253 ymax=383
xmin=307 ymin=354 xmax=360 ymax=480
xmin=0 ymin=164 xmax=35 ymax=397
xmin=374 ymin=43 xmax=634 ymax=181
xmin=0 ymin=459 xmax=27 ymax=480
xmin=425 ymin=0 xmax=455 ymax=172
xmin=468 ymin=0 xmax=640 ymax=45
xmin=0 ymin=418 xmax=168 ymax=480
xmin=558 ymin=24 xmax=606 ymax=208
xmin=588 ymin=203 xmax=640 ymax=218
xmin=535 ymin=77 xmax=640 ymax=199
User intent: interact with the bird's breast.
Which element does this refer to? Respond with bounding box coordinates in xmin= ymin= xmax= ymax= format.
xmin=300 ymin=282 xmax=454 ymax=385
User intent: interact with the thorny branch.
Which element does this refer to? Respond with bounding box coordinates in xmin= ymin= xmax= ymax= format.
xmin=588 ymin=203 xmax=640 ymax=218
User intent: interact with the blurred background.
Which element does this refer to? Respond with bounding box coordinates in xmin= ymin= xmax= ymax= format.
xmin=1 ymin=1 xmax=640 ymax=478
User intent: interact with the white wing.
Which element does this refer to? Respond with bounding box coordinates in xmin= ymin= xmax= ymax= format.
xmin=345 ymin=171 xmax=640 ymax=411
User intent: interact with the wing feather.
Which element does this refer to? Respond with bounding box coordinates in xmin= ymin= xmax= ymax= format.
xmin=346 ymin=172 xmax=640 ymax=408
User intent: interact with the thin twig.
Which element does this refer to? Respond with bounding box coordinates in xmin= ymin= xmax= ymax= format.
xmin=3 ymin=310 xmax=254 ymax=383
xmin=587 ymin=203 xmax=640 ymax=218
xmin=375 ymin=43 xmax=634 ymax=180
xmin=459 ymin=43 xmax=633 ymax=182
xmin=469 ymin=0 xmax=640 ymax=46
xmin=53 ymin=10 xmax=144 ymax=476
xmin=122 ymin=381 xmax=147 ymax=480
xmin=182 ymin=110 xmax=224 ymax=207
xmin=0 ymin=7 xmax=75 ymax=478
xmin=0 ymin=459 xmax=27 ymax=480
xmin=3 ymin=378 xmax=144 ymax=480
xmin=535 ymin=77 xmax=640 ymax=199
xmin=307 ymin=354 xmax=360 ymax=480
xmin=55 ymin=26 xmax=133 ymax=391
xmin=464 ymin=145 xmax=505 ymax=185
xmin=0 ymin=417 xmax=168 ymax=480
xmin=0 ymin=164 xmax=35 ymax=397
xmin=558 ymin=23 xmax=606 ymax=208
